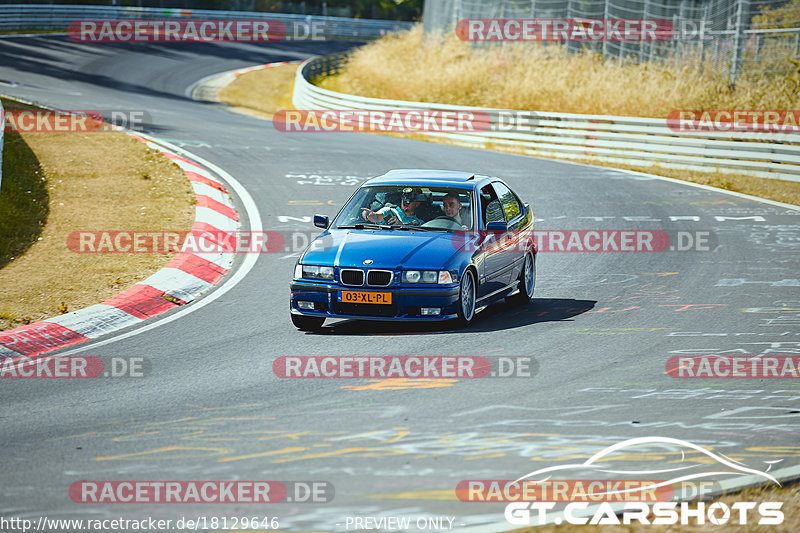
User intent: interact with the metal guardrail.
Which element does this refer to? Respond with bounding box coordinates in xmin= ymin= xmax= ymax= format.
xmin=0 ymin=4 xmax=413 ymax=40
xmin=293 ymin=54 xmax=800 ymax=182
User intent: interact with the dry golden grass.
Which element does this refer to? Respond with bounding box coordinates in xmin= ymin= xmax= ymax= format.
xmin=0 ymin=99 xmax=195 ymax=331
xmin=313 ymin=27 xmax=799 ymax=205
xmin=510 ymin=482 xmax=800 ymax=532
xmin=320 ymin=27 xmax=799 ymax=117
xmin=221 ymin=55 xmax=799 ymax=206
xmin=218 ymin=63 xmax=298 ymax=117
xmin=565 ymin=159 xmax=800 ymax=206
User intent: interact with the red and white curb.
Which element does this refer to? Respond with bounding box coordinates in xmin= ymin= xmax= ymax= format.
xmin=0 ymin=135 xmax=240 ymax=359
xmin=232 ymin=61 xmax=297 ymax=77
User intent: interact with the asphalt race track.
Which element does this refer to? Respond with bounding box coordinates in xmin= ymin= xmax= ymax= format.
xmin=0 ymin=35 xmax=799 ymax=532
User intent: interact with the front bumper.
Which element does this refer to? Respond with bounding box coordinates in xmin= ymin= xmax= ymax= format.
xmin=290 ymin=281 xmax=461 ymax=321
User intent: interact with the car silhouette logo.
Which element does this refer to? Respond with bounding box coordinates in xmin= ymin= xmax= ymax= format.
xmin=363 ymin=259 xmax=373 ymax=265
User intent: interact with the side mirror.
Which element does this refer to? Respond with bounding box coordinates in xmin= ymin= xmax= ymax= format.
xmin=313 ymin=215 xmax=329 ymax=229
xmin=486 ymin=221 xmax=508 ymax=232
xmin=477 ymin=221 xmax=508 ymax=247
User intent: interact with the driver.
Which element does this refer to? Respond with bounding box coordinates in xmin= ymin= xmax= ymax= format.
xmin=361 ymin=187 xmax=425 ymax=226
xmin=442 ymin=192 xmax=463 ymax=224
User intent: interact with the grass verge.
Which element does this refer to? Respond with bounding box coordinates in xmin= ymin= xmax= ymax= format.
xmin=0 ymin=98 xmax=195 ymax=331
xmin=0 ymin=101 xmax=47 ymax=271
xmin=218 ymin=52 xmax=799 ymax=206
xmin=320 ymin=27 xmax=797 ymax=117
xmin=325 ymin=26 xmax=800 ymax=204
xmin=218 ymin=63 xmax=298 ymax=119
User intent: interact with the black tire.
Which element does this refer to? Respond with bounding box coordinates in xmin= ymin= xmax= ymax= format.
xmin=455 ymin=269 xmax=477 ymax=327
xmin=508 ymin=251 xmax=535 ymax=305
xmin=291 ymin=314 xmax=325 ymax=331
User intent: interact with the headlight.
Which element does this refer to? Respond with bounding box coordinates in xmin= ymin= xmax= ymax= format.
xmin=403 ymin=270 xmax=423 ymax=283
xmin=297 ymin=264 xmax=334 ymax=280
xmin=403 ymin=270 xmax=453 ymax=284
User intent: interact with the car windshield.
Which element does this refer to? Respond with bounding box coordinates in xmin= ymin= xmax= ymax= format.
xmin=335 ymin=185 xmax=474 ymax=232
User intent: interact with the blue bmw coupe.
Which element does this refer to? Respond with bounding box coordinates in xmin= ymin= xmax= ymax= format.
xmin=290 ymin=169 xmax=536 ymax=330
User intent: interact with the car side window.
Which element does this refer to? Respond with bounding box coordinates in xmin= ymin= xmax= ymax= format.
xmin=492 ymin=182 xmax=521 ymax=222
xmin=481 ymin=185 xmax=505 ymax=225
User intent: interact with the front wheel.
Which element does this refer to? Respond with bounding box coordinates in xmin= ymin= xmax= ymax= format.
xmin=508 ymin=252 xmax=535 ymax=305
xmin=455 ymin=269 xmax=477 ymax=328
xmin=291 ymin=314 xmax=325 ymax=331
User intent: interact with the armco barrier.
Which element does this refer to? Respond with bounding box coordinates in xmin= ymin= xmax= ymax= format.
xmin=0 ymin=4 xmax=412 ymax=40
xmin=292 ymin=54 xmax=800 ymax=182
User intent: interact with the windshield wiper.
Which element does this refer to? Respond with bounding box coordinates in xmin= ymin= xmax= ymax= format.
xmin=338 ymin=223 xmax=393 ymax=230
xmin=394 ymin=224 xmax=441 ymax=232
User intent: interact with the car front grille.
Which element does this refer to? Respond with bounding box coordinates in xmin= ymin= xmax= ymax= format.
xmin=366 ymin=270 xmax=393 ymax=287
xmin=340 ymin=268 xmax=393 ymax=287
xmin=340 ymin=269 xmax=364 ymax=286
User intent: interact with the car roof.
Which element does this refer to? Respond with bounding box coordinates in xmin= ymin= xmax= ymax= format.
xmin=364 ymin=169 xmax=495 ymax=189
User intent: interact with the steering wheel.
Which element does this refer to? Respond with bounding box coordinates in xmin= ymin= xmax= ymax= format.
xmin=422 ymin=215 xmax=462 ymax=230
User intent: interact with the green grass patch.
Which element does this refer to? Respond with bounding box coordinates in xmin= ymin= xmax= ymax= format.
xmin=0 ymin=98 xmax=47 ymax=270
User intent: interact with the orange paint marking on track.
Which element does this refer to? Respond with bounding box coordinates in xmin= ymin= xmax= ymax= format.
xmin=341 ymin=378 xmax=459 ymax=390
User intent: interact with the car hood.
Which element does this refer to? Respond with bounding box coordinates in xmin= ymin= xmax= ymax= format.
xmin=301 ymin=229 xmax=468 ymax=270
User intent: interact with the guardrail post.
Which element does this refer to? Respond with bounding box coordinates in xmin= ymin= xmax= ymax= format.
xmin=677 ymin=0 xmax=687 ymax=61
xmin=700 ymin=1 xmax=711 ymax=64
xmin=602 ymin=0 xmax=609 ymax=59
xmin=639 ymin=0 xmax=650 ymax=63
xmin=729 ymin=0 xmax=749 ymax=88
xmin=565 ymin=0 xmax=575 ymax=56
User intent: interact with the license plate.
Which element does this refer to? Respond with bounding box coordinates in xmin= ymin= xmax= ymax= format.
xmin=339 ymin=291 xmax=392 ymax=304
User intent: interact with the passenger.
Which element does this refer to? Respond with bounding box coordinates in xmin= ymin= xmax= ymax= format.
xmin=361 ymin=187 xmax=425 ymax=226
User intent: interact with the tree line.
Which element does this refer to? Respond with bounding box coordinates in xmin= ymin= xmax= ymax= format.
xmin=16 ymin=0 xmax=423 ymax=20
